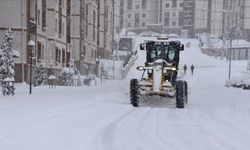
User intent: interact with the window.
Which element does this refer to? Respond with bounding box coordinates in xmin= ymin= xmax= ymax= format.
xmin=172 ymin=12 xmax=176 ymax=17
xmin=172 ymin=0 xmax=177 ymax=8
xmin=127 ymin=22 xmax=131 ymax=27
xmin=164 ymin=12 xmax=170 ymax=26
xmin=41 ymin=45 xmax=44 ymax=60
xmin=135 ymin=13 xmax=140 ymax=27
xmin=128 ymin=14 xmax=131 ymax=18
xmin=42 ymin=0 xmax=46 ymax=29
xmin=180 ymin=2 xmax=183 ymax=7
xmin=172 ymin=21 xmax=176 ymax=26
xmin=142 ymin=22 xmax=145 ymax=26
xmin=149 ymin=44 xmax=177 ymax=62
xmin=127 ymin=0 xmax=132 ymax=10
xmin=86 ymin=4 xmax=88 ymax=37
xmin=55 ymin=19 xmax=57 ymax=32
xmin=93 ymin=10 xmax=96 ymax=42
xmin=37 ymin=41 xmax=42 ymax=60
xmin=62 ymin=49 xmax=65 ymax=64
xmin=62 ymin=22 xmax=64 ymax=35
xmin=55 ymin=47 xmax=61 ymax=63
xmin=136 ymin=5 xmax=140 ymax=9
xmin=178 ymin=12 xmax=183 ymax=26
xmin=142 ymin=0 xmax=147 ymax=9
xmin=59 ymin=0 xmax=62 ymax=36
xmin=167 ymin=46 xmax=176 ymax=63
xmin=165 ymin=3 xmax=169 ymax=8
xmin=164 ymin=17 xmax=169 ymax=26
xmin=165 ymin=12 xmax=170 ymax=17
xmin=37 ymin=10 xmax=40 ymax=25
xmin=142 ymin=13 xmax=146 ymax=18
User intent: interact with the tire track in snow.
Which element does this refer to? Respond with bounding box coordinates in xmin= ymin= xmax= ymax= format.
xmin=99 ymin=109 xmax=137 ymax=150
xmin=202 ymin=108 xmax=250 ymax=149
xmin=188 ymin=109 xmax=238 ymax=150
xmin=133 ymin=108 xmax=170 ymax=150
xmin=97 ymin=107 xmax=173 ymax=150
xmin=156 ymin=109 xmax=183 ymax=150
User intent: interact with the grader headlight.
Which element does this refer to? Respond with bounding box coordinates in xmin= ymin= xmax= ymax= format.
xmin=137 ymin=66 xmax=144 ymax=71
xmin=164 ymin=67 xmax=177 ymax=71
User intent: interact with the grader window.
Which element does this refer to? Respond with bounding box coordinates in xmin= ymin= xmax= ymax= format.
xmin=147 ymin=43 xmax=177 ymax=63
xmin=167 ymin=46 xmax=176 ymax=63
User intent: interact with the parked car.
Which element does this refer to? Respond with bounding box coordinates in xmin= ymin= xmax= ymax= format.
xmin=225 ymin=76 xmax=250 ymax=90
xmin=242 ymin=79 xmax=250 ymax=90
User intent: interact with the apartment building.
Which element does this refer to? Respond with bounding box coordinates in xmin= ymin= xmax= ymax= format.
xmin=159 ymin=0 xmax=185 ymax=34
xmin=121 ymin=0 xmax=193 ymax=36
xmin=0 ymin=0 xmax=71 ymax=82
xmin=194 ymin=0 xmax=208 ymax=34
xmin=183 ymin=0 xmax=194 ymax=37
xmin=71 ymin=0 xmax=81 ymax=67
xmin=114 ymin=0 xmax=123 ymax=34
xmin=41 ymin=0 xmax=70 ymax=69
xmin=123 ymin=0 xmax=158 ymax=33
xmin=0 ymin=0 xmax=27 ymax=82
xmin=244 ymin=0 xmax=250 ymax=41
xmin=222 ymin=0 xmax=246 ymax=39
xmin=98 ymin=0 xmax=114 ymax=59
xmin=71 ymin=0 xmax=115 ymax=75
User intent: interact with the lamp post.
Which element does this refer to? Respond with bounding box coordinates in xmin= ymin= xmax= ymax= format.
xmin=28 ymin=40 xmax=35 ymax=94
xmin=223 ymin=9 xmax=233 ymax=79
xmin=228 ymin=36 xmax=232 ymax=79
xmin=95 ymin=58 xmax=100 ymax=77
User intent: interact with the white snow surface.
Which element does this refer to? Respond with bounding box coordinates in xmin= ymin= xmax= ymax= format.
xmin=1 ymin=37 xmax=250 ymax=150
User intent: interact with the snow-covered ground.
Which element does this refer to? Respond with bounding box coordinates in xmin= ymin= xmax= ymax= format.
xmin=1 ymin=37 xmax=250 ymax=150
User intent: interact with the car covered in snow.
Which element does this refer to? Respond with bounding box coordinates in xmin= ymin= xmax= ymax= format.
xmin=225 ymin=76 xmax=250 ymax=90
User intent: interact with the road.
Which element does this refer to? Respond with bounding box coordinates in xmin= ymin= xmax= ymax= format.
xmin=0 ymin=37 xmax=250 ymax=150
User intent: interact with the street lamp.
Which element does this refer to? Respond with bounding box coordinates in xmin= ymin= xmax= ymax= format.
xmin=28 ymin=40 xmax=35 ymax=94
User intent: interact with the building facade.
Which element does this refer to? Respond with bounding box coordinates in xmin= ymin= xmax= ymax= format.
xmin=0 ymin=0 xmax=71 ymax=82
xmin=71 ymin=0 xmax=115 ymax=75
xmin=194 ymin=0 xmax=208 ymax=34
xmin=159 ymin=0 xmax=185 ymax=34
xmin=123 ymin=0 xmax=158 ymax=33
xmin=0 ymin=0 xmax=115 ymax=82
xmin=97 ymin=0 xmax=114 ymax=59
xmin=120 ymin=0 xmax=191 ymax=36
xmin=0 ymin=0 xmax=27 ymax=82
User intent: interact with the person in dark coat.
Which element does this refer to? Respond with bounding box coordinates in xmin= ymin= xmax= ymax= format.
xmin=183 ymin=64 xmax=187 ymax=75
xmin=191 ymin=64 xmax=194 ymax=75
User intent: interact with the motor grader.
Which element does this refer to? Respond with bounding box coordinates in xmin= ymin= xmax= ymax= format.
xmin=130 ymin=37 xmax=188 ymax=108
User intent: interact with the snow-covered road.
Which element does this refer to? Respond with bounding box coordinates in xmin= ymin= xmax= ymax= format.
xmin=1 ymin=37 xmax=250 ymax=150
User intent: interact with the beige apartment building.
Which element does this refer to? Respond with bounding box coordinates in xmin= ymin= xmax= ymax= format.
xmin=0 ymin=0 xmax=71 ymax=82
xmin=98 ymin=0 xmax=114 ymax=58
xmin=0 ymin=0 xmax=27 ymax=82
xmin=71 ymin=0 xmax=115 ymax=75
xmin=0 ymin=0 xmax=115 ymax=81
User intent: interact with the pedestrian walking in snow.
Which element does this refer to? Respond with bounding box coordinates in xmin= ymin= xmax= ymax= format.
xmin=191 ymin=64 xmax=194 ymax=75
xmin=183 ymin=64 xmax=187 ymax=75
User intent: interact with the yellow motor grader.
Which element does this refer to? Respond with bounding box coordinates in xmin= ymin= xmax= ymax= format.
xmin=130 ymin=37 xmax=188 ymax=108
